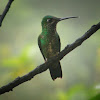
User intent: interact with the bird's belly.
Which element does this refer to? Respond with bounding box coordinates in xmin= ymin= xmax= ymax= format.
xmin=43 ymin=41 xmax=59 ymax=59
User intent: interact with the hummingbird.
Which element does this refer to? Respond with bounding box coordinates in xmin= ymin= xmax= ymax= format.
xmin=38 ymin=15 xmax=77 ymax=80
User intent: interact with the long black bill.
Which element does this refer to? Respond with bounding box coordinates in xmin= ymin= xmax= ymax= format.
xmin=59 ymin=16 xmax=78 ymax=21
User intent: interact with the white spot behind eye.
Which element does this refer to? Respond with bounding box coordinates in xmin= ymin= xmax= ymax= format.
xmin=47 ymin=19 xmax=50 ymax=22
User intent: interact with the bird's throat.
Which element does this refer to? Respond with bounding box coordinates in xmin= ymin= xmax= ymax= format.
xmin=42 ymin=25 xmax=57 ymax=36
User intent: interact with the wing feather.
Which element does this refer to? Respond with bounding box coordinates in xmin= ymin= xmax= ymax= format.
xmin=38 ymin=35 xmax=46 ymax=61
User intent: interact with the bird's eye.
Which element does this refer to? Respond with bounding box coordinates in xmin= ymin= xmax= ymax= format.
xmin=47 ymin=19 xmax=52 ymax=23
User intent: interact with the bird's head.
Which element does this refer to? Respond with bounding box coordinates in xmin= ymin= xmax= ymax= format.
xmin=41 ymin=15 xmax=78 ymax=29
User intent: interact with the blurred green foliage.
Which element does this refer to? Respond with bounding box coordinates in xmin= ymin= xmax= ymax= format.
xmin=0 ymin=44 xmax=36 ymax=84
xmin=0 ymin=0 xmax=100 ymax=100
xmin=89 ymin=94 xmax=100 ymax=100
xmin=57 ymin=84 xmax=96 ymax=100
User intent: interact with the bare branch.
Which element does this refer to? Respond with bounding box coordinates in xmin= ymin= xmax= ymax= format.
xmin=0 ymin=0 xmax=14 ymax=27
xmin=0 ymin=22 xmax=100 ymax=95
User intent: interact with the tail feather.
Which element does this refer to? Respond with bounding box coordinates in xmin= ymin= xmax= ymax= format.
xmin=49 ymin=62 xmax=62 ymax=80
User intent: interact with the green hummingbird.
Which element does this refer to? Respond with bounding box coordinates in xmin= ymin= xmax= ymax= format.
xmin=38 ymin=15 xmax=77 ymax=80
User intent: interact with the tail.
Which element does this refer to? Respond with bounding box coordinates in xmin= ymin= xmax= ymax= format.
xmin=49 ymin=62 xmax=62 ymax=80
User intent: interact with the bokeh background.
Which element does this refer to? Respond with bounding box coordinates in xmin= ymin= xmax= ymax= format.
xmin=0 ymin=0 xmax=100 ymax=100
